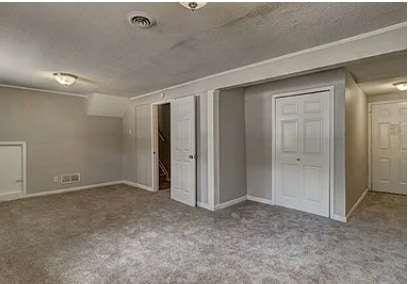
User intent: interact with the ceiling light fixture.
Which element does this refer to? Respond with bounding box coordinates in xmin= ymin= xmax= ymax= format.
xmin=393 ymin=82 xmax=407 ymax=91
xmin=53 ymin=72 xmax=78 ymax=86
xmin=180 ymin=2 xmax=207 ymax=11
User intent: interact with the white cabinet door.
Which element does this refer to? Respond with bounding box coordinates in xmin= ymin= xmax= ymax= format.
xmin=0 ymin=146 xmax=23 ymax=195
xmin=372 ymin=102 xmax=406 ymax=195
xmin=171 ymin=96 xmax=196 ymax=207
xmin=276 ymin=91 xmax=330 ymax=217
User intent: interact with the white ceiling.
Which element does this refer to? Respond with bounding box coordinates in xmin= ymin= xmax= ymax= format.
xmin=346 ymin=51 xmax=407 ymax=96
xmin=0 ymin=3 xmax=406 ymax=97
xmin=358 ymin=77 xmax=406 ymax=96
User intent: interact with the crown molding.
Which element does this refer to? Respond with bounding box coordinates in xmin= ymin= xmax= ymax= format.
xmin=130 ymin=22 xmax=406 ymax=101
xmin=0 ymin=83 xmax=88 ymax=98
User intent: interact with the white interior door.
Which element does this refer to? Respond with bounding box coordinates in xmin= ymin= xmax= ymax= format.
xmin=275 ymin=91 xmax=330 ymax=217
xmin=0 ymin=145 xmax=23 ymax=195
xmin=171 ymin=96 xmax=196 ymax=206
xmin=372 ymin=101 xmax=406 ymax=195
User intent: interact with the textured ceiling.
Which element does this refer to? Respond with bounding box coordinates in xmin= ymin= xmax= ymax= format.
xmin=346 ymin=51 xmax=407 ymax=96
xmin=357 ymin=76 xmax=406 ymax=96
xmin=0 ymin=3 xmax=406 ymax=97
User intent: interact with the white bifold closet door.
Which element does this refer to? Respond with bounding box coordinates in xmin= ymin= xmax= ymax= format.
xmin=275 ymin=91 xmax=330 ymax=217
xmin=171 ymin=96 xmax=196 ymax=207
xmin=372 ymin=101 xmax=406 ymax=195
xmin=0 ymin=145 xmax=23 ymax=195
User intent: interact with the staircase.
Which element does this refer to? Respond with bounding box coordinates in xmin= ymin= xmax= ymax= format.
xmin=158 ymin=129 xmax=170 ymax=189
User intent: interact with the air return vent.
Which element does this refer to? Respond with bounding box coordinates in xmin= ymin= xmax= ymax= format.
xmin=60 ymin=173 xmax=81 ymax=184
xmin=128 ymin=11 xmax=156 ymax=29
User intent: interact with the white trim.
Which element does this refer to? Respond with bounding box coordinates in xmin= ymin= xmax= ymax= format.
xmin=123 ymin=180 xmax=155 ymax=192
xmin=0 ymin=180 xmax=123 ymax=202
xmin=212 ymin=194 xmax=349 ymax=222
xmin=151 ymin=104 xmax=159 ymax=192
xmin=328 ymin=87 xmax=335 ymax=220
xmin=272 ymin=86 xmax=335 ymax=219
xmin=0 ymin=141 xmax=27 ymax=197
xmin=368 ymin=100 xmax=405 ymax=192
xmin=368 ymin=104 xmax=372 ymax=191
xmin=331 ymin=214 xmax=347 ymax=223
xmin=215 ymin=195 xmax=247 ymax=210
xmin=0 ymin=83 xmax=88 ymax=98
xmin=207 ymin=90 xmax=219 ymax=211
xmin=130 ymin=23 xmax=406 ymax=101
xmin=197 ymin=201 xmax=213 ymax=211
xmin=151 ymin=97 xmax=174 ymax=105
xmin=271 ymin=91 xmax=277 ymax=206
xmin=346 ymin=188 xmax=369 ymax=220
xmin=246 ymin=195 xmax=274 ymax=205
xmin=0 ymin=191 xmax=23 ymax=201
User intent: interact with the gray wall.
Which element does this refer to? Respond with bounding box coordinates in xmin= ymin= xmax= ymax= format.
xmin=218 ymin=88 xmax=246 ymax=203
xmin=345 ymin=73 xmax=368 ymax=213
xmin=0 ymin=86 xmax=123 ymax=194
xmin=244 ymin=69 xmax=347 ymax=217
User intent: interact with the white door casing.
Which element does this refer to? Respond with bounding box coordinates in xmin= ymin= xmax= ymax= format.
xmin=151 ymin=104 xmax=159 ymax=192
xmin=371 ymin=101 xmax=406 ymax=195
xmin=0 ymin=145 xmax=23 ymax=195
xmin=275 ymin=91 xmax=331 ymax=217
xmin=171 ymin=96 xmax=196 ymax=206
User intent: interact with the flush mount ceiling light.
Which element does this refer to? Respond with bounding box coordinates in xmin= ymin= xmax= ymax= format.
xmin=53 ymin=72 xmax=78 ymax=86
xmin=128 ymin=11 xmax=156 ymax=29
xmin=180 ymin=2 xmax=207 ymax=11
xmin=393 ymin=82 xmax=407 ymax=91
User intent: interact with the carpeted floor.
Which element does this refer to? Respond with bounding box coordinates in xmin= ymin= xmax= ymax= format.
xmin=0 ymin=184 xmax=406 ymax=283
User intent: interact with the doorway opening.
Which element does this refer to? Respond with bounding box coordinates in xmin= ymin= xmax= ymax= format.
xmin=156 ymin=103 xmax=171 ymax=191
xmin=151 ymin=97 xmax=197 ymax=206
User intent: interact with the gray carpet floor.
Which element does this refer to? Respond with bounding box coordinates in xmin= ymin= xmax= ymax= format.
xmin=0 ymin=184 xmax=406 ymax=283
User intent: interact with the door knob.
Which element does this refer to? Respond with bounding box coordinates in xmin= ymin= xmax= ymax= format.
xmin=189 ymin=155 xmax=195 ymax=159
xmin=296 ymin=158 xmax=301 ymax=162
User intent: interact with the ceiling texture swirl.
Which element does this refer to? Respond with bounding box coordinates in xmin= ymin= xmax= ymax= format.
xmin=0 ymin=3 xmax=406 ymax=97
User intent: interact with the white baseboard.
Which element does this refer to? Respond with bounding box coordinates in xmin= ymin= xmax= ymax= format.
xmin=331 ymin=214 xmax=347 ymax=223
xmin=0 ymin=191 xmax=22 ymax=202
xmin=246 ymin=195 xmax=274 ymax=205
xmin=0 ymin=180 xmax=124 ymax=202
xmin=197 ymin=201 xmax=214 ymax=211
xmin=346 ymin=187 xmax=369 ymax=220
xmin=123 ymin=180 xmax=155 ymax=192
xmin=215 ymin=195 xmax=247 ymax=210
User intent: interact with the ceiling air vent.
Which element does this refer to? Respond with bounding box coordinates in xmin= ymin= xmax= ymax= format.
xmin=128 ymin=11 xmax=156 ymax=29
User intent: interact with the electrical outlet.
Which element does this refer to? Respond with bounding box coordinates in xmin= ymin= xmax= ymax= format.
xmin=53 ymin=176 xmax=59 ymax=183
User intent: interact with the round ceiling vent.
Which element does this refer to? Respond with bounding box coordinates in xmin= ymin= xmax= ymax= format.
xmin=128 ymin=11 xmax=156 ymax=29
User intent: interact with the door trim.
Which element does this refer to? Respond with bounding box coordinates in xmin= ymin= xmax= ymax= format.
xmin=272 ymin=86 xmax=335 ymax=218
xmin=368 ymin=99 xmax=405 ymax=192
xmin=0 ymin=141 xmax=27 ymax=196
xmin=207 ymin=90 xmax=220 ymax=210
